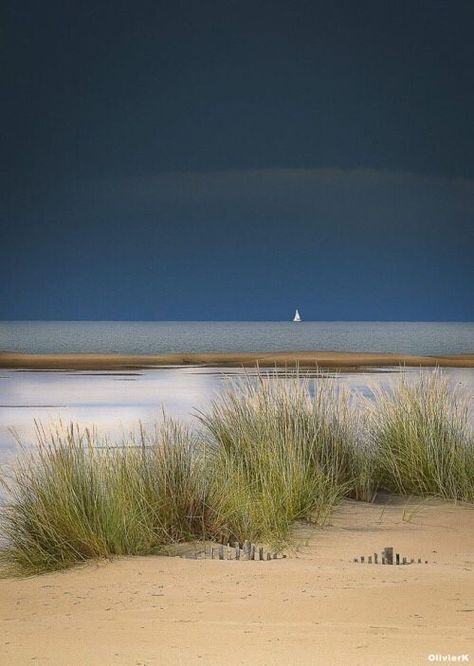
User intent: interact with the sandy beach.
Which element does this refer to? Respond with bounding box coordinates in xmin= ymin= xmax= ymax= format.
xmin=1 ymin=495 xmax=473 ymax=665
xmin=1 ymin=351 xmax=473 ymax=370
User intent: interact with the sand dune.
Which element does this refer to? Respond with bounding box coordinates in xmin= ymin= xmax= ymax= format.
xmin=1 ymin=496 xmax=473 ymax=665
xmin=1 ymin=350 xmax=473 ymax=369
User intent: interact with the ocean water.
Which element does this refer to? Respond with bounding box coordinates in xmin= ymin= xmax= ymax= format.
xmin=0 ymin=321 xmax=473 ymax=355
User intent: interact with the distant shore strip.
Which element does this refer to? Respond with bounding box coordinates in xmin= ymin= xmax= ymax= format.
xmin=1 ymin=351 xmax=473 ymax=369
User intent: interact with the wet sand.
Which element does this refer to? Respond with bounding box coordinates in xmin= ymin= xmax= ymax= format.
xmin=1 ymin=351 xmax=473 ymax=369
xmin=1 ymin=496 xmax=473 ymax=665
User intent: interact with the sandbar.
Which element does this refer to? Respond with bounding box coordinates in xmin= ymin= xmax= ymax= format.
xmin=1 ymin=350 xmax=473 ymax=369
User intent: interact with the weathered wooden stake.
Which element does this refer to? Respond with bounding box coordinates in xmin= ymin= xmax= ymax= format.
xmin=402 ymin=557 xmax=407 ymax=565
xmin=234 ymin=542 xmax=240 ymax=560
xmin=368 ymin=556 xmax=372 ymax=564
xmin=218 ymin=545 xmax=224 ymax=560
xmin=382 ymin=557 xmax=386 ymax=565
xmin=259 ymin=547 xmax=264 ymax=561
xmin=243 ymin=540 xmax=251 ymax=560
xmin=360 ymin=556 xmax=365 ymax=563
xmin=266 ymin=552 xmax=272 ymax=560
xmin=396 ymin=553 xmax=400 ymax=565
xmin=374 ymin=553 xmax=378 ymax=564
xmin=384 ymin=547 xmax=394 ymax=565
xmin=250 ymin=544 xmax=256 ymax=560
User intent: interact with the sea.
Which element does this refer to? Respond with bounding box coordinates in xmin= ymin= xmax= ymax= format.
xmin=0 ymin=321 xmax=473 ymax=467
xmin=1 ymin=321 xmax=473 ymax=355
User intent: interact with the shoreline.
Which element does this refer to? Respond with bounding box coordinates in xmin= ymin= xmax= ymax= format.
xmin=0 ymin=350 xmax=473 ymax=369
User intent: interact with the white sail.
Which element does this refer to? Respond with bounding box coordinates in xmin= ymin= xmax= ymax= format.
xmin=292 ymin=309 xmax=301 ymax=322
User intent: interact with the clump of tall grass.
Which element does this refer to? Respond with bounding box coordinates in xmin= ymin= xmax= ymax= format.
xmin=0 ymin=419 xmax=208 ymax=576
xmin=197 ymin=371 xmax=374 ymax=546
xmin=369 ymin=369 xmax=474 ymax=502
xmin=137 ymin=419 xmax=209 ymax=542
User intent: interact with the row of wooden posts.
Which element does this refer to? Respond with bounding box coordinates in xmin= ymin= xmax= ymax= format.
xmin=354 ymin=546 xmax=428 ymax=565
xmin=179 ymin=539 xmax=285 ymax=560
xmin=208 ymin=540 xmax=285 ymax=561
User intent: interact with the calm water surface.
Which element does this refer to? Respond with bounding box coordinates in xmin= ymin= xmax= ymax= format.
xmin=0 ymin=366 xmax=472 ymax=467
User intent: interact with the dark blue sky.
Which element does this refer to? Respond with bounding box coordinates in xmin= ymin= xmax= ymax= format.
xmin=1 ymin=0 xmax=473 ymax=320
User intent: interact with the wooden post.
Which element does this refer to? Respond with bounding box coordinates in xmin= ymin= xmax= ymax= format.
xmin=250 ymin=544 xmax=256 ymax=560
xmin=402 ymin=557 xmax=407 ymax=565
xmin=374 ymin=553 xmax=378 ymax=564
xmin=384 ymin=547 xmax=394 ymax=565
xmin=219 ymin=545 xmax=224 ymax=560
xmin=259 ymin=547 xmax=264 ymax=561
xmin=382 ymin=557 xmax=386 ymax=565
xmin=234 ymin=542 xmax=240 ymax=560
xmin=396 ymin=553 xmax=400 ymax=565
xmin=243 ymin=540 xmax=251 ymax=560
xmin=266 ymin=552 xmax=272 ymax=560
xmin=368 ymin=556 xmax=372 ymax=564
xmin=360 ymin=556 xmax=365 ymax=563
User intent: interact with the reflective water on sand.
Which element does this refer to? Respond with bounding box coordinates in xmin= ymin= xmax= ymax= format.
xmin=0 ymin=366 xmax=473 ymax=467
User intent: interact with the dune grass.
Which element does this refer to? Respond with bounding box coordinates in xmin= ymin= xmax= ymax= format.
xmin=0 ymin=419 xmax=208 ymax=576
xmin=0 ymin=368 xmax=472 ymax=576
xmin=198 ymin=372 xmax=371 ymax=546
xmin=369 ymin=369 xmax=474 ymax=502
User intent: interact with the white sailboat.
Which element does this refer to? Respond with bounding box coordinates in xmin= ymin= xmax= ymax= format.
xmin=292 ymin=308 xmax=302 ymax=322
